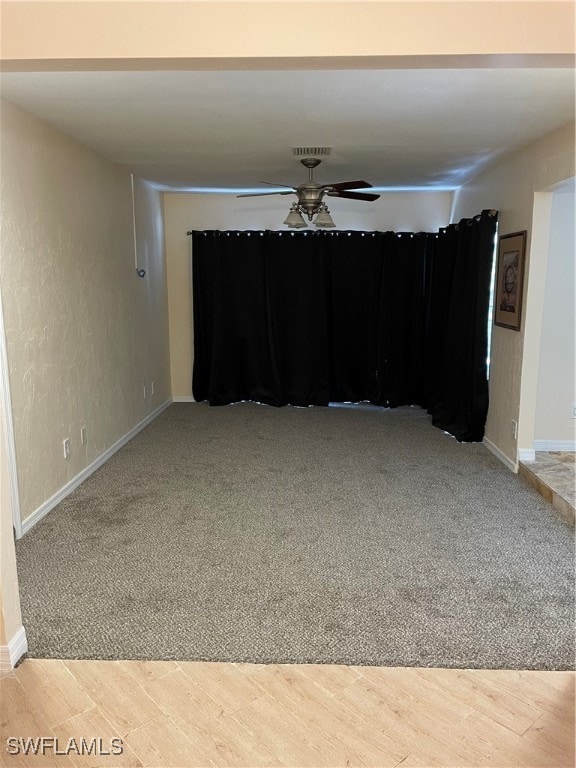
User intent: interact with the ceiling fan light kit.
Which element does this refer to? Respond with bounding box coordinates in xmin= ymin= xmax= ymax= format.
xmin=238 ymin=157 xmax=380 ymax=229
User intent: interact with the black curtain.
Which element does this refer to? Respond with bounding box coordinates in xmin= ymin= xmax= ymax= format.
xmin=425 ymin=210 xmax=497 ymax=441
xmin=327 ymin=232 xmax=383 ymax=403
xmin=192 ymin=231 xmax=331 ymax=407
xmin=191 ymin=210 xmax=497 ymax=441
xmin=376 ymin=231 xmax=433 ymax=408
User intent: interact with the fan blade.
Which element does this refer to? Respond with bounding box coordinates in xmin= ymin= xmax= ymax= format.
xmin=328 ymin=189 xmax=380 ymax=202
xmin=323 ymin=180 xmax=373 ymax=191
xmin=259 ymin=181 xmax=295 ymax=188
xmin=237 ymin=190 xmax=295 ymax=198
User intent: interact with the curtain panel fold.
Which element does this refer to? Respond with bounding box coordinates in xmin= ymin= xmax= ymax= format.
xmin=191 ymin=210 xmax=497 ymax=442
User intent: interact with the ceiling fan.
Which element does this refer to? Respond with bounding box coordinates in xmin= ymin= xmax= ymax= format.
xmin=237 ymin=158 xmax=380 ymax=228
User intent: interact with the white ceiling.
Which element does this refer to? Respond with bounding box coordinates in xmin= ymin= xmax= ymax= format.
xmin=0 ymin=67 xmax=574 ymax=191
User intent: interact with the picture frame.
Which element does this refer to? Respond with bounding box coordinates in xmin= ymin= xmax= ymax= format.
xmin=494 ymin=230 xmax=527 ymax=331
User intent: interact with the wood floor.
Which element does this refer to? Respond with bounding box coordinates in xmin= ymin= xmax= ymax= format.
xmin=1 ymin=659 xmax=573 ymax=767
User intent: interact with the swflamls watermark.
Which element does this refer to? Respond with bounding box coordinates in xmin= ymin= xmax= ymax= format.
xmin=5 ymin=736 xmax=124 ymax=757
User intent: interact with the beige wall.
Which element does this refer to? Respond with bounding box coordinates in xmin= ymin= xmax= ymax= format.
xmin=534 ymin=182 xmax=576 ymax=444
xmin=0 ymin=380 xmax=23 ymax=646
xmin=164 ymin=190 xmax=453 ymax=398
xmin=1 ymin=2 xmax=573 ymax=65
xmin=451 ymin=122 xmax=576 ymax=464
xmin=0 ymin=99 xmax=170 ymax=526
xmin=133 ymin=176 xmax=172 ymax=406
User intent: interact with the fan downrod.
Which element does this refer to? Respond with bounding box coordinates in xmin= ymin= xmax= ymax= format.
xmin=300 ymin=158 xmax=322 ymax=181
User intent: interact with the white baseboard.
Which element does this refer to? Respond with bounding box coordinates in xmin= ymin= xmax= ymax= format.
xmin=20 ymin=400 xmax=171 ymax=537
xmin=0 ymin=626 xmax=28 ymax=671
xmin=0 ymin=646 xmax=11 ymax=675
xmin=172 ymin=396 xmax=196 ymax=402
xmin=518 ymin=448 xmax=536 ymax=462
xmin=483 ymin=437 xmax=518 ymax=473
xmin=533 ymin=440 xmax=576 ymax=452
xmin=9 ymin=626 xmax=28 ymax=666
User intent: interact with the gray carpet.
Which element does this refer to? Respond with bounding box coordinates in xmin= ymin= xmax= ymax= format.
xmin=16 ymin=402 xmax=574 ymax=669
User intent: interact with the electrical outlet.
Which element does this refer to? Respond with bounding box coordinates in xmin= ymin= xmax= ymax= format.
xmin=570 ymin=403 xmax=576 ymax=419
xmin=511 ymin=420 xmax=518 ymax=440
xmin=63 ymin=438 xmax=71 ymax=459
xmin=80 ymin=426 xmax=87 ymax=445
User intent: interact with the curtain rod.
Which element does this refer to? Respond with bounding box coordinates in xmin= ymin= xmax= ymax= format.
xmin=187 ymin=211 xmax=498 ymax=237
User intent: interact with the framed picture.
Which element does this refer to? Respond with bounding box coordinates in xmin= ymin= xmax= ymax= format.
xmin=494 ymin=230 xmax=527 ymax=330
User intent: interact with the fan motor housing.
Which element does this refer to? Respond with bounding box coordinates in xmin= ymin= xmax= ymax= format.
xmin=296 ymin=183 xmax=328 ymax=218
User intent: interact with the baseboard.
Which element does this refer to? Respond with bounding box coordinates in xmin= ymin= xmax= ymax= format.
xmin=0 ymin=626 xmax=28 ymax=671
xmin=172 ymin=396 xmax=196 ymax=402
xmin=20 ymin=400 xmax=171 ymax=537
xmin=0 ymin=645 xmax=11 ymax=675
xmin=483 ymin=437 xmax=518 ymax=473
xmin=533 ymin=440 xmax=576 ymax=452
xmin=10 ymin=626 xmax=27 ymax=666
xmin=518 ymin=448 xmax=536 ymax=462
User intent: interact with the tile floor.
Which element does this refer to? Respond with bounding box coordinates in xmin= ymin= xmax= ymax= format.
xmin=519 ymin=452 xmax=575 ymax=524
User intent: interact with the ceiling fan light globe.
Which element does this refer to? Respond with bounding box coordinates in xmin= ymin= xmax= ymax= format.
xmin=284 ymin=207 xmax=307 ymax=228
xmin=314 ymin=207 xmax=336 ymax=228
